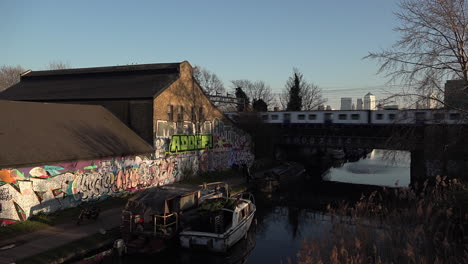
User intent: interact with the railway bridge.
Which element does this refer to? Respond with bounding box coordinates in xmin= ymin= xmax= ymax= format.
xmin=226 ymin=110 xmax=468 ymax=183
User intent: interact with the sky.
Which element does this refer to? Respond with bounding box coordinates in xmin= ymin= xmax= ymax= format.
xmin=1 ymin=0 xmax=403 ymax=108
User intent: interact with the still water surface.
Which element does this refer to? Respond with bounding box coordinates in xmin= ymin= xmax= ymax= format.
xmin=325 ymin=149 xmax=410 ymax=187
xmin=110 ymin=149 xmax=411 ymax=263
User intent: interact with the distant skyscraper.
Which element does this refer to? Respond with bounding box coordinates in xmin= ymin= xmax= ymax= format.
xmin=364 ymin=93 xmax=376 ymax=110
xmin=356 ymin=98 xmax=363 ymax=110
xmin=416 ymin=92 xmax=438 ymax=109
xmin=340 ymin=97 xmax=352 ymax=110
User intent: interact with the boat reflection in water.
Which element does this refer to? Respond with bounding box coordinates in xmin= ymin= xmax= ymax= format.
xmin=177 ymin=224 xmax=257 ymax=264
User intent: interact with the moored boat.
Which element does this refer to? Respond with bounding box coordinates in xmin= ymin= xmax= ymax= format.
xmin=119 ymin=183 xmax=229 ymax=255
xmin=179 ymin=193 xmax=256 ymax=253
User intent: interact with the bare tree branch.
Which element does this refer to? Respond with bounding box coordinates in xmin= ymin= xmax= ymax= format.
xmin=280 ymin=68 xmax=327 ymax=110
xmin=231 ymin=79 xmax=274 ymax=107
xmin=0 ymin=65 xmax=25 ymax=92
xmin=365 ymin=0 xmax=468 ymax=106
xmin=47 ymin=61 xmax=71 ymax=70
xmin=192 ymin=65 xmax=226 ymax=96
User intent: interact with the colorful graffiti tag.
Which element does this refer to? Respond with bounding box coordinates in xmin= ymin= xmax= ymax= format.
xmin=0 ymin=156 xmax=179 ymax=224
xmin=0 ymin=118 xmax=253 ymax=224
xmin=169 ymin=134 xmax=213 ymax=154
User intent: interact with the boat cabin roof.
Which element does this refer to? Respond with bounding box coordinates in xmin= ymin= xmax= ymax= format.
xmin=125 ymin=184 xmax=200 ymax=215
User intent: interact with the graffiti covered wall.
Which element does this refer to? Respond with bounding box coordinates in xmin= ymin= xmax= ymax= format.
xmin=0 ymin=118 xmax=253 ymax=224
xmin=0 ymin=62 xmax=254 ymax=224
xmin=155 ymin=118 xmax=253 ymax=174
xmin=0 ymin=156 xmax=181 ymax=224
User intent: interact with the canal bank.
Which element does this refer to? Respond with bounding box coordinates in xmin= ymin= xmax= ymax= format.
xmin=0 ymin=170 xmax=250 ymax=264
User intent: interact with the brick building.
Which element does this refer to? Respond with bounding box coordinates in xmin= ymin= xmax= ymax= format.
xmin=0 ymin=61 xmax=253 ymax=224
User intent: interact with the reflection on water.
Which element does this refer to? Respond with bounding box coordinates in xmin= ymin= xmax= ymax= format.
xmin=248 ymin=206 xmax=332 ymax=263
xmin=324 ymin=149 xmax=411 ymax=187
xmin=97 ymin=149 xmax=412 ymax=263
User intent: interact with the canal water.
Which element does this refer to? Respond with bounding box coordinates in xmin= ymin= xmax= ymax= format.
xmin=325 ymin=149 xmax=411 ymax=187
xmin=100 ymin=149 xmax=410 ymax=263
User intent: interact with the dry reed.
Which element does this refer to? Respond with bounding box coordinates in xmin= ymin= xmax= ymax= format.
xmin=296 ymin=176 xmax=468 ymax=264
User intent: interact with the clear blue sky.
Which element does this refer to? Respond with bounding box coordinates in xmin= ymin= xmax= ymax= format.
xmin=0 ymin=0 xmax=402 ymax=108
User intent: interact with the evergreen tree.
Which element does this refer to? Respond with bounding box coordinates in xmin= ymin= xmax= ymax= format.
xmin=235 ymin=87 xmax=250 ymax=111
xmin=286 ymin=73 xmax=302 ymax=111
xmin=252 ymin=98 xmax=268 ymax=111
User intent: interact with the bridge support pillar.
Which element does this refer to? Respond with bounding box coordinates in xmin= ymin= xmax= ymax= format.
xmin=410 ymin=149 xmax=426 ymax=185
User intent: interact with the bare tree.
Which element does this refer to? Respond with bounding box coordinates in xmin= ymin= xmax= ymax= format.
xmin=231 ymin=79 xmax=274 ymax=107
xmin=46 ymin=61 xmax=71 ymax=70
xmin=192 ymin=65 xmax=226 ymax=96
xmin=0 ymin=65 xmax=25 ymax=92
xmin=279 ymin=68 xmax=326 ymax=110
xmin=365 ymin=0 xmax=468 ymax=110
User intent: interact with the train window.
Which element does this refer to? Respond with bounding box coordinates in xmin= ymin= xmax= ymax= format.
xmin=298 ymin=114 xmax=305 ymax=120
xmin=284 ymin=113 xmax=291 ymax=120
xmin=308 ymin=114 xmax=317 ymax=120
xmin=388 ymin=114 xmax=396 ymax=120
xmin=376 ymin=114 xmax=384 ymax=120
xmin=449 ymin=113 xmax=460 ymax=120
xmin=415 ymin=112 xmax=426 ymax=120
xmin=433 ymin=113 xmax=445 ymax=120
xmin=271 ymin=115 xmax=279 ymax=120
xmin=351 ymin=114 xmax=360 ymax=120
xmin=338 ymin=114 xmax=347 ymax=120
xmin=262 ymin=115 xmax=268 ymax=120
xmin=325 ymin=113 xmax=333 ymax=120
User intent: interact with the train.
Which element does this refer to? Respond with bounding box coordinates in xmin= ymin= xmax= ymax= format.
xmin=224 ymin=109 xmax=467 ymax=125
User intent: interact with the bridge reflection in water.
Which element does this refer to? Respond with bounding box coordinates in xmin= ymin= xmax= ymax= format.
xmin=102 ymin=150 xmax=411 ymax=263
xmin=324 ymin=149 xmax=410 ymax=187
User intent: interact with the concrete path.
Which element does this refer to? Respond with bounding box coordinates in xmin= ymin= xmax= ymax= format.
xmin=0 ymin=206 xmax=124 ymax=264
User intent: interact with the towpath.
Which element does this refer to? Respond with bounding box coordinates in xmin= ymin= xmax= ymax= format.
xmin=0 ymin=176 xmax=247 ymax=264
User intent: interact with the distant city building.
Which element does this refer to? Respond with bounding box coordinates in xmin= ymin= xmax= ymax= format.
xmin=326 ymin=105 xmax=333 ymax=110
xmin=317 ymin=104 xmax=325 ymax=110
xmin=340 ymin=97 xmax=352 ymax=110
xmin=356 ymin=98 xmax=363 ymax=110
xmin=364 ymin=93 xmax=376 ymax=110
xmin=352 ymin=103 xmax=356 ymax=110
xmin=415 ymin=92 xmax=438 ymax=109
xmin=445 ymin=80 xmax=468 ymax=109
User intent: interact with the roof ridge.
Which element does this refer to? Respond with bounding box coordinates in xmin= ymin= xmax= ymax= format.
xmin=23 ymin=62 xmax=182 ymax=78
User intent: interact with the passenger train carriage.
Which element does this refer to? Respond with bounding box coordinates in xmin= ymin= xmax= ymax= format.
xmin=225 ymin=110 xmax=467 ymax=125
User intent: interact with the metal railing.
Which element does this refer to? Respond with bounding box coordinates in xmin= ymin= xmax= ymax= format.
xmin=153 ymin=213 xmax=178 ymax=236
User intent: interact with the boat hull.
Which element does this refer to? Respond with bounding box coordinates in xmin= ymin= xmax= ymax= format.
xmin=179 ymin=210 xmax=255 ymax=253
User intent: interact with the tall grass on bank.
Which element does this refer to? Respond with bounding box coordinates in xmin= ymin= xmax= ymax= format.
xmin=296 ymin=176 xmax=468 ymax=264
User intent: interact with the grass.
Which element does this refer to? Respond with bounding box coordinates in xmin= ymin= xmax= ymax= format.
xmin=0 ymin=195 xmax=129 ymax=241
xmin=296 ymin=176 xmax=468 ymax=264
xmin=15 ymin=227 xmax=120 ymax=264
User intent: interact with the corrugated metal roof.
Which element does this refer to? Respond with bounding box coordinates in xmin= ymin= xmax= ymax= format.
xmin=0 ymin=100 xmax=154 ymax=168
xmin=0 ymin=63 xmax=181 ymax=100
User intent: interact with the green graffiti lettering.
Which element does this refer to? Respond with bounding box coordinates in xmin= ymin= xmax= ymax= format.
xmin=169 ymin=135 xmax=180 ymax=152
xmin=168 ymin=134 xmax=213 ymax=154
xmin=188 ymin=135 xmax=195 ymax=150
xmin=201 ymin=135 xmax=210 ymax=149
xmin=180 ymin=136 xmax=189 ymax=151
